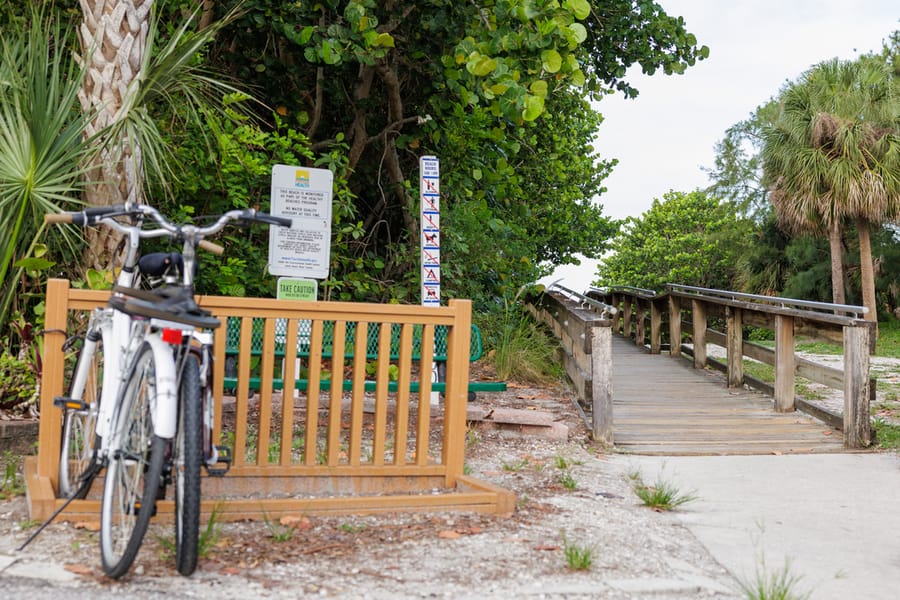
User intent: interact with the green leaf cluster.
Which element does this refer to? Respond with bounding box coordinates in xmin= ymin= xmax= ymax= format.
xmin=595 ymin=190 xmax=751 ymax=292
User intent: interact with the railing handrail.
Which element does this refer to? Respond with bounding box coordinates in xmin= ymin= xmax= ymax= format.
xmin=548 ymin=283 xmax=618 ymax=318
xmin=591 ymin=285 xmax=658 ymax=298
xmin=666 ymin=284 xmax=868 ymax=318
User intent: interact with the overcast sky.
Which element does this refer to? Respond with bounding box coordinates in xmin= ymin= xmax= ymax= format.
xmin=544 ymin=1 xmax=898 ymax=290
xmin=595 ymin=0 xmax=899 ymax=221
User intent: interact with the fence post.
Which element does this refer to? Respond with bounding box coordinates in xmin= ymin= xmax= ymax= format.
xmin=691 ymin=299 xmax=707 ymax=368
xmin=726 ymin=307 xmax=743 ymax=388
xmin=650 ymin=300 xmax=662 ymax=354
xmin=37 ymin=278 xmax=69 ymax=489
xmin=591 ymin=323 xmax=613 ymax=445
xmin=843 ymin=324 xmax=872 ymax=448
xmin=669 ymin=296 xmax=682 ymax=358
xmin=774 ymin=314 xmax=795 ymax=412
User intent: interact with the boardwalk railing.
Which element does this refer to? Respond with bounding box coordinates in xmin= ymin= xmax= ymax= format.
xmin=526 ymin=284 xmax=616 ymax=444
xmin=587 ymin=284 xmax=876 ymax=448
xmin=26 ymin=279 xmax=514 ymax=522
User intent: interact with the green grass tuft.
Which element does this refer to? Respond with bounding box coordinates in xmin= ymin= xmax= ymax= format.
xmin=630 ymin=470 xmax=698 ymax=511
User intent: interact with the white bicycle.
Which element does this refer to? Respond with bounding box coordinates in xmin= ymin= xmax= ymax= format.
xmin=47 ymin=204 xmax=291 ymax=578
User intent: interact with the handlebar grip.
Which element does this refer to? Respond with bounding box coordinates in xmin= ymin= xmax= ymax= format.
xmin=44 ymin=213 xmax=74 ymax=225
xmin=255 ymin=213 xmax=294 ymax=228
xmin=199 ymin=240 xmax=225 ymax=255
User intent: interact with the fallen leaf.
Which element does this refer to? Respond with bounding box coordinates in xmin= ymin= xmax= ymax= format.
xmin=822 ymin=430 xmax=833 ymax=436
xmin=438 ymin=530 xmax=461 ymax=539
xmin=533 ymin=544 xmax=560 ymax=551
xmin=73 ymin=521 xmax=100 ymax=532
xmin=280 ymin=515 xmax=311 ymax=530
xmin=64 ymin=563 xmax=93 ymax=576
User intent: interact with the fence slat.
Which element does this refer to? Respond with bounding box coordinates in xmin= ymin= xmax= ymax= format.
xmin=326 ymin=321 xmax=347 ymax=466
xmin=416 ymin=325 xmax=435 ymax=466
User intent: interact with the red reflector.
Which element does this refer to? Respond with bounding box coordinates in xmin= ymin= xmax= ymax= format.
xmin=162 ymin=328 xmax=183 ymax=344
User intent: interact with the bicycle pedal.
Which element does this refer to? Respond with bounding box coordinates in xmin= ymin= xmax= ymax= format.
xmin=54 ymin=396 xmax=89 ymax=412
xmin=205 ymin=445 xmax=232 ymax=477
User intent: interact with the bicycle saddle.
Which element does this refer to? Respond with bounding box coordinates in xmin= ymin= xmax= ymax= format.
xmin=110 ymin=285 xmax=221 ymax=330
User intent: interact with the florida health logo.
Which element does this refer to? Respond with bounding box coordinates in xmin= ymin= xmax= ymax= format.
xmin=294 ymin=169 xmax=310 ymax=188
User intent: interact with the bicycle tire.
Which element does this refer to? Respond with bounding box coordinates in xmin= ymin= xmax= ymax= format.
xmin=100 ymin=343 xmax=166 ymax=579
xmin=174 ymin=354 xmax=202 ymax=576
xmin=59 ymin=331 xmax=103 ymax=498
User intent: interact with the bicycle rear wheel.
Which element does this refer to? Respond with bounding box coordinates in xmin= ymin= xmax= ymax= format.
xmin=174 ymin=353 xmax=202 ymax=576
xmin=59 ymin=331 xmax=103 ymax=498
xmin=100 ymin=343 xmax=166 ymax=579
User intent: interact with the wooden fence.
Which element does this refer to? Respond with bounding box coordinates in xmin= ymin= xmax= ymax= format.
xmin=588 ymin=285 xmax=876 ymax=448
xmin=26 ymin=278 xmax=514 ymax=522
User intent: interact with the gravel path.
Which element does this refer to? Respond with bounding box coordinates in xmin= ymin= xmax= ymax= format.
xmin=1 ymin=381 xmax=745 ymax=599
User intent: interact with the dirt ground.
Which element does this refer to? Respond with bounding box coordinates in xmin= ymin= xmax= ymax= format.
xmin=0 ymin=377 xmax=745 ymax=599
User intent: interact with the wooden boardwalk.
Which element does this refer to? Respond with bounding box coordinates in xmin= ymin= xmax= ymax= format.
xmin=611 ymin=337 xmax=847 ymax=455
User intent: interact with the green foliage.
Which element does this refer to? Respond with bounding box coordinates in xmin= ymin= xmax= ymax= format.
xmin=157 ymin=502 xmax=224 ymax=561
xmin=0 ymin=451 xmax=24 ymax=499
xmin=479 ymin=296 xmax=563 ymax=384
xmin=630 ymin=469 xmax=698 ymax=511
xmin=189 ymin=0 xmax=707 ymax=305
xmin=0 ymin=6 xmax=94 ymax=342
xmin=595 ymin=191 xmax=751 ymax=292
xmin=736 ymin=556 xmax=811 ymax=600
xmin=874 ymin=420 xmax=900 ymax=450
xmin=561 ymin=531 xmax=595 ymax=571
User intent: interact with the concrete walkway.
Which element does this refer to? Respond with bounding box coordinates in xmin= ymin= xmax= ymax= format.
xmin=616 ymin=452 xmax=900 ymax=600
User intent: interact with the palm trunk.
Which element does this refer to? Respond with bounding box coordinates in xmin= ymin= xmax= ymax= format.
xmin=827 ymin=222 xmax=845 ymax=306
xmin=78 ymin=0 xmax=151 ymax=270
xmin=856 ymin=218 xmax=878 ymax=325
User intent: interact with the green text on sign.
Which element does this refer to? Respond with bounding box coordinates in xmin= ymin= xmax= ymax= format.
xmin=277 ymin=277 xmax=318 ymax=301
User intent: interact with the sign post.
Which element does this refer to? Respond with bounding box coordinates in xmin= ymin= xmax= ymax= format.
xmin=420 ymin=156 xmax=441 ymax=405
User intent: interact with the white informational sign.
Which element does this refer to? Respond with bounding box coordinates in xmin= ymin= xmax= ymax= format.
xmin=268 ymin=164 xmax=333 ymax=278
xmin=420 ymin=156 xmax=440 ymax=307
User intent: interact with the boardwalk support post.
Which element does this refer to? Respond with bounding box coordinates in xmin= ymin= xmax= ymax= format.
xmin=591 ymin=324 xmax=613 ymax=445
xmin=691 ymin=300 xmax=707 ymax=369
xmin=669 ymin=296 xmax=682 ymax=358
xmin=774 ymin=315 xmax=795 ymax=412
xmin=726 ymin=307 xmax=743 ymax=388
xmin=649 ymin=301 xmax=662 ymax=354
xmin=844 ymin=324 xmax=871 ymax=448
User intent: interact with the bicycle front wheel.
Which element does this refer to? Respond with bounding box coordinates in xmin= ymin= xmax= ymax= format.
xmin=174 ymin=353 xmax=202 ymax=576
xmin=100 ymin=343 xmax=166 ymax=579
xmin=59 ymin=332 xmax=103 ymax=498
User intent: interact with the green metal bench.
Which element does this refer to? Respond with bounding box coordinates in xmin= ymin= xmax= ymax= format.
xmin=223 ymin=319 xmax=506 ymax=396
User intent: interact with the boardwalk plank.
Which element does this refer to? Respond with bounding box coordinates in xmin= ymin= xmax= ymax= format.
xmin=610 ymin=337 xmax=846 ymax=455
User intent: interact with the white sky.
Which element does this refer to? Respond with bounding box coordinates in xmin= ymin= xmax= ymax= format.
xmin=595 ymin=0 xmax=899 ymax=221
xmin=543 ymin=0 xmax=898 ymax=290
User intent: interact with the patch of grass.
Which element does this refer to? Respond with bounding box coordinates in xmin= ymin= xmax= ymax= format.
xmin=875 ymin=319 xmax=900 ymax=358
xmin=561 ymin=532 xmax=594 ymax=571
xmin=479 ymin=295 xmax=564 ymax=384
xmin=263 ymin=512 xmax=297 ymax=542
xmin=502 ymin=458 xmax=530 ymax=472
xmin=465 ymin=426 xmax=480 ymax=450
xmin=736 ymin=556 xmax=811 ymax=600
xmin=0 ymin=452 xmax=24 ymax=499
xmin=338 ymin=523 xmax=366 ymax=534
xmin=630 ymin=470 xmax=698 ymax=511
xmin=558 ymin=470 xmax=577 ymax=490
xmin=157 ymin=502 xmax=224 ymax=560
xmin=873 ymin=419 xmax=900 ymax=450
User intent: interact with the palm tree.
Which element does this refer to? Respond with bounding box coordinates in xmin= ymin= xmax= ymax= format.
xmin=0 ymin=8 xmax=98 ymax=334
xmin=77 ymin=1 xmax=249 ymax=269
xmin=77 ymin=0 xmax=152 ymax=269
xmin=761 ymin=57 xmax=900 ymax=322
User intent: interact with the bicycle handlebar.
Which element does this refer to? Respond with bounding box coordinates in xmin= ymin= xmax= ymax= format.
xmin=45 ymin=204 xmax=292 ymax=247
